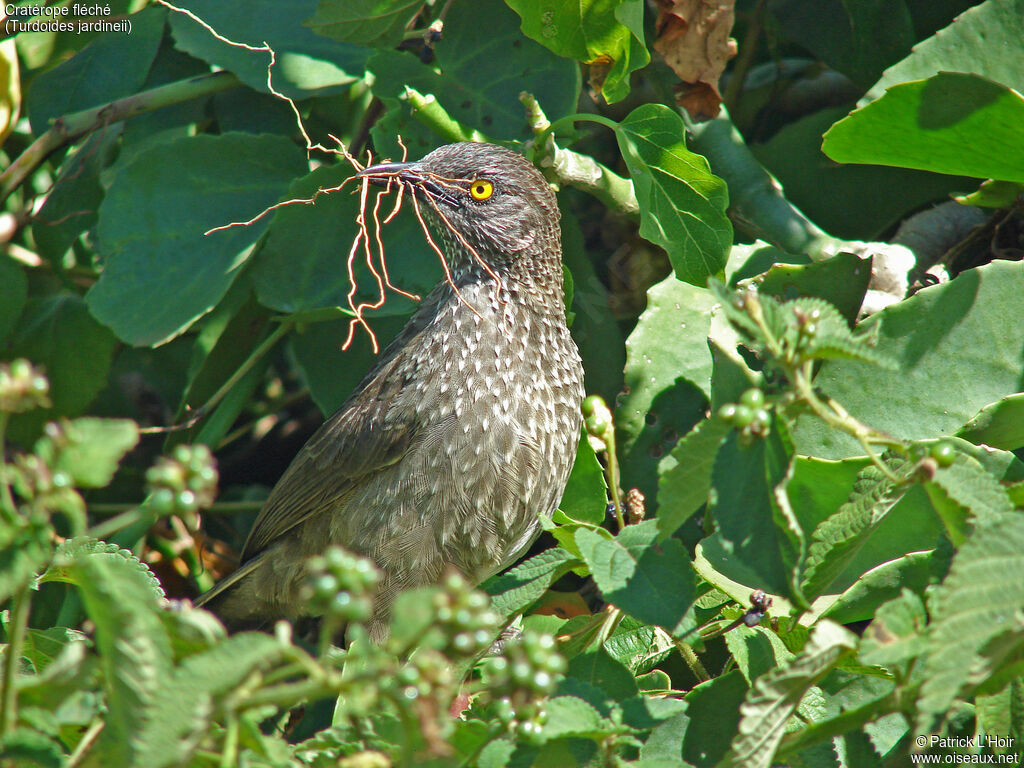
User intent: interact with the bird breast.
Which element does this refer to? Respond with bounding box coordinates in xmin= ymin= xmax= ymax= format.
xmin=337 ymin=278 xmax=584 ymax=587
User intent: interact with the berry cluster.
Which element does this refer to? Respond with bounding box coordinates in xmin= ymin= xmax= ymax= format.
xmin=718 ymin=387 xmax=772 ymax=444
xmin=146 ymin=444 xmax=218 ymax=526
xmin=302 ymin=546 xmax=381 ymax=623
xmin=431 ymin=572 xmax=501 ymax=660
xmin=396 ymin=648 xmax=455 ymax=702
xmin=483 ymin=630 xmax=566 ymax=740
xmin=0 ymin=358 xmax=50 ymax=414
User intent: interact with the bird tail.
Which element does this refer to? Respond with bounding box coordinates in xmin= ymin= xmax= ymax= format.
xmin=194 ymin=553 xmax=268 ymax=631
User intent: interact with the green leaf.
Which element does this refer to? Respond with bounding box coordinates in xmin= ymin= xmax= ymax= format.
xmin=824 ymin=73 xmax=1024 ymax=183
xmin=32 ymin=128 xmax=120 ymax=263
xmin=800 ymin=460 xmax=910 ymax=601
xmin=0 ymin=514 xmax=52 ymax=602
xmin=168 ymin=0 xmax=370 ymax=99
xmin=656 ymin=417 xmax=730 ymax=539
xmin=859 ymin=588 xmax=929 ymax=667
xmin=26 ymin=7 xmax=164 ymax=134
xmin=290 ymin=314 xmax=408 ymax=416
xmin=484 ymin=548 xmax=582 ymax=619
xmin=614 ymin=104 xmax=732 ymax=285
xmin=53 ymin=544 xmax=172 ymax=765
xmin=794 ymin=260 xmax=1024 ymax=458
xmin=864 ymin=0 xmax=1024 ymax=103
xmin=752 ymin=251 xmax=871 ymax=326
xmin=925 ymin=450 xmax=1015 ymax=536
xmin=558 ymin=431 xmax=608 ymax=525
xmin=918 ymin=511 xmax=1024 ymax=731
xmin=823 ymin=547 xmax=951 ymax=625
xmin=750 ymin=106 xmax=971 ymax=240
xmin=0 ymin=729 xmax=64 ymax=768
xmin=575 ymin=520 xmax=698 ymax=636
xmin=505 ymin=0 xmax=649 ymax=103
xmin=537 ymin=696 xmax=611 ymax=742
xmin=770 ymin=0 xmax=914 ymax=88
xmin=720 ymin=621 xmax=857 ymax=768
xmin=305 ymin=0 xmax=422 ymax=48
xmin=723 ymin=624 xmax=795 ymax=686
xmin=708 ymin=416 xmax=801 ymax=602
xmin=88 ymin=132 xmax=306 ymax=346
xmin=251 ymin=163 xmax=440 ymax=315
xmin=616 ymin=274 xmax=715 ymax=502
xmin=681 ymin=669 xmax=749 ymax=766
xmin=956 ymin=393 xmax=1024 ymax=452
xmin=956 ymin=179 xmax=1024 ymax=208
xmin=39 ymin=418 xmax=139 ymax=489
xmin=45 ymin=538 xmax=166 ymax=601
xmin=562 ymin=645 xmax=639 ymax=709
xmin=368 ymin=0 xmax=580 ymax=156
xmin=7 ymin=293 xmax=117 ymax=440
xmin=0 ymin=255 xmax=27 ymax=345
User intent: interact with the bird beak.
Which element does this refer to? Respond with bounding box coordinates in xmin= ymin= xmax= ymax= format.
xmin=357 ymin=160 xmax=460 ymax=207
xmin=357 ymin=161 xmax=422 ymax=186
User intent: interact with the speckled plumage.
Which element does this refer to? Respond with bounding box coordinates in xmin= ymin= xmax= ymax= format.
xmin=200 ymin=143 xmax=584 ymax=639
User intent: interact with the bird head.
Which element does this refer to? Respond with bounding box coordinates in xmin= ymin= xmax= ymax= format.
xmin=358 ymin=142 xmax=561 ymax=280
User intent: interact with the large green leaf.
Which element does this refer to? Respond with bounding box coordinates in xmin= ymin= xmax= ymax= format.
xmin=794 ymin=260 xmax=1024 ymax=458
xmin=484 ymin=548 xmax=582 ymax=619
xmin=770 ymin=0 xmax=914 ymax=88
xmin=919 ymin=512 xmax=1024 ymax=732
xmin=956 ymin=393 xmax=1024 ymax=452
xmin=505 ymin=0 xmax=648 ymax=103
xmin=49 ymin=545 xmax=171 ymax=765
xmin=751 ymin=106 xmax=976 ymax=240
xmin=168 ymin=0 xmax=370 ymax=98
xmin=575 ymin=520 xmax=698 ymax=636
xmin=558 ymin=432 xmax=608 ymax=525
xmin=656 ymin=416 xmax=730 ymax=539
xmin=305 ymin=0 xmax=422 ymax=48
xmin=26 ymin=7 xmax=164 ymax=134
xmin=614 ymin=104 xmax=732 ymax=285
xmin=720 ymin=621 xmax=857 ymax=768
xmin=708 ymin=416 xmax=802 ymax=602
xmin=251 ymin=163 xmax=440 ymax=315
xmin=368 ymin=0 xmax=580 ymax=156
xmin=32 ymin=128 xmax=121 ymax=263
xmin=0 ymin=255 xmax=26 ymax=345
xmin=88 ymin=133 xmax=306 ymax=346
xmin=824 ymin=73 xmax=1024 ymax=182
xmin=615 ymin=274 xmax=715 ymax=503
xmin=7 ymin=293 xmax=117 ymax=440
xmin=42 ymin=418 xmax=139 ymax=489
xmin=864 ymin=0 xmax=1024 ymax=103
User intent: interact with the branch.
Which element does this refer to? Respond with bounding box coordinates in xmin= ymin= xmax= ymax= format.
xmin=1 ymin=71 xmax=241 ymax=204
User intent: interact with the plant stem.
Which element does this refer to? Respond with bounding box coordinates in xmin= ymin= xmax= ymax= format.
xmin=65 ymin=718 xmax=105 ymax=768
xmin=675 ymin=639 xmax=711 ymax=683
xmin=1 ymin=71 xmax=241 ymax=204
xmin=86 ymin=505 xmax=149 ymax=541
xmin=0 ymin=583 xmax=31 ymax=736
xmin=140 ymin=319 xmax=294 ymax=436
xmin=0 ymin=412 xmax=15 ymax=521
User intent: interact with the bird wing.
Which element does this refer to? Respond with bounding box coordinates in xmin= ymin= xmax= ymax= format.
xmin=239 ymin=307 xmax=437 ymax=560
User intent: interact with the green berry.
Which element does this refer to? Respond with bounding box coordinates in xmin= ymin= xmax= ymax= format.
xmin=929 ymin=441 xmax=956 ymax=468
xmin=739 ymin=388 xmax=765 ymax=409
xmin=717 ymin=403 xmax=737 ymax=423
xmin=731 ymin=404 xmax=754 ymax=428
xmin=581 ymin=395 xmax=603 ymax=418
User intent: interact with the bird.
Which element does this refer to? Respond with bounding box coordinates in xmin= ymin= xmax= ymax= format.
xmin=198 ymin=142 xmax=585 ymax=641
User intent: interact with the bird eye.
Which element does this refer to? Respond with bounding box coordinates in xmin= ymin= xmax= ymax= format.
xmin=469 ymin=179 xmax=493 ymax=201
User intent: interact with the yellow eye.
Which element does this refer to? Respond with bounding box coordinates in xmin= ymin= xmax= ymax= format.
xmin=469 ymin=179 xmax=493 ymax=201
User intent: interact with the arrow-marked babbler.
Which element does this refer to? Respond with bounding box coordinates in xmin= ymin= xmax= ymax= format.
xmin=199 ymin=142 xmax=585 ymax=640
